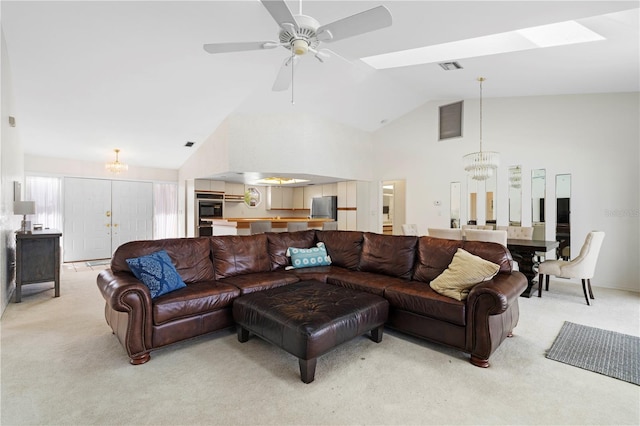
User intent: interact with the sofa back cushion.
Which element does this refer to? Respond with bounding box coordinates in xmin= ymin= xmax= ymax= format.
xmin=413 ymin=236 xmax=465 ymax=283
xmin=266 ymin=230 xmax=316 ymax=270
xmin=359 ymin=232 xmax=417 ymax=279
xmin=462 ymin=240 xmax=513 ymax=273
xmin=315 ymin=230 xmax=364 ymax=270
xmin=413 ymin=237 xmax=513 ymax=283
xmin=210 ymin=234 xmax=271 ymax=279
xmin=111 ymin=238 xmax=215 ymax=283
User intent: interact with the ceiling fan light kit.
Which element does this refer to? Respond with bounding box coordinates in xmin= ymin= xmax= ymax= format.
xmin=203 ymin=0 xmax=392 ymax=94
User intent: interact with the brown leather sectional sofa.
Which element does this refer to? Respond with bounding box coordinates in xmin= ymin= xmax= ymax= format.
xmin=97 ymin=230 xmax=527 ymax=368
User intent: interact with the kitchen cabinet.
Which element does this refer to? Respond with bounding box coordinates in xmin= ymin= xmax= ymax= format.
xmin=195 ymin=179 xmax=225 ymax=192
xmin=337 ymin=181 xmax=359 ymax=231
xmin=322 ymin=183 xmax=337 ymax=196
xmin=303 ymin=186 xmax=323 ymax=209
xmin=267 ymin=186 xmax=294 ymax=210
xmin=225 ymin=183 xmax=245 ymax=196
xmin=225 ymin=183 xmax=245 ymax=203
xmin=293 ymin=187 xmax=304 ymax=209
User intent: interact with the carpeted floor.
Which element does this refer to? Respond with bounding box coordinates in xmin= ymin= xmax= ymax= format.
xmin=547 ymin=321 xmax=640 ymax=386
xmin=1 ymin=268 xmax=639 ymax=425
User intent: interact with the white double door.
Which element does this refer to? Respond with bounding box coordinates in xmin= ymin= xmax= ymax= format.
xmin=63 ymin=178 xmax=153 ymax=262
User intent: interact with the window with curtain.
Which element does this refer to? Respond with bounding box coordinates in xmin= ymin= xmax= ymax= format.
xmin=25 ymin=176 xmax=63 ymax=231
xmin=153 ymin=183 xmax=178 ymax=239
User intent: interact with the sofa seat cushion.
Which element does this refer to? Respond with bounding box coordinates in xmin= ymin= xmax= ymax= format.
xmin=327 ymin=270 xmax=408 ymax=297
xmin=359 ymin=232 xmax=418 ymax=279
xmin=220 ymin=271 xmax=300 ymax=295
xmin=290 ymin=265 xmax=349 ymax=283
xmin=384 ymin=281 xmax=466 ymax=326
xmin=152 ymin=281 xmax=241 ymax=326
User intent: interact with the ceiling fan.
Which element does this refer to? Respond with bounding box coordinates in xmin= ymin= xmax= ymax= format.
xmin=203 ymin=0 xmax=392 ymax=92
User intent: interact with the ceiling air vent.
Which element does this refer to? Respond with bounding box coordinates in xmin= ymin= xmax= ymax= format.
xmin=185 ymin=141 xmax=195 ymax=147
xmin=439 ymin=61 xmax=463 ymax=71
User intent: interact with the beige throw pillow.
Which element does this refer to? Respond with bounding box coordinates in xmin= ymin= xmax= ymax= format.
xmin=429 ymin=248 xmax=500 ymax=301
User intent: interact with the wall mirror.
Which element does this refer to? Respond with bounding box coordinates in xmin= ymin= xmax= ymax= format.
xmin=532 ymin=169 xmax=546 ymax=240
xmin=244 ymin=187 xmax=262 ymax=208
xmin=485 ymin=172 xmax=497 ymax=226
xmin=450 ymin=182 xmax=461 ymax=228
xmin=555 ymin=174 xmax=571 ymax=259
xmin=467 ymin=177 xmax=478 ymax=225
xmin=508 ymin=166 xmax=522 ymax=225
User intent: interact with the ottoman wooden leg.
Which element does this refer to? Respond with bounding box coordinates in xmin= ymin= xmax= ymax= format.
xmin=370 ymin=325 xmax=384 ymax=343
xmin=237 ymin=326 xmax=250 ymax=343
xmin=299 ymin=358 xmax=317 ymax=384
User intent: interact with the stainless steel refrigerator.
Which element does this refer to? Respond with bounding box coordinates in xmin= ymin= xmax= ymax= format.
xmin=311 ymin=196 xmax=337 ymax=220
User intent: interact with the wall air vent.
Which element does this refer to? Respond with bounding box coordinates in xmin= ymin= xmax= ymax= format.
xmin=439 ymin=61 xmax=463 ymax=71
xmin=185 ymin=141 xmax=195 ymax=147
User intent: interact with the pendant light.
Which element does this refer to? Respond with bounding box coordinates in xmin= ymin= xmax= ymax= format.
xmin=463 ymin=77 xmax=499 ymax=180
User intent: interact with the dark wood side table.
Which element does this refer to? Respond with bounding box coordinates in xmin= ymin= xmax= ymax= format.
xmin=15 ymin=229 xmax=62 ymax=303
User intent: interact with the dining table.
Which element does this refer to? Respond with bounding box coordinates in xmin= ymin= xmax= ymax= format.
xmin=507 ymin=238 xmax=560 ymax=298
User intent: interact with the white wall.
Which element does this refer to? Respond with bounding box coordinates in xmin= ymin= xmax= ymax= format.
xmin=24 ymin=155 xmax=178 ymax=182
xmin=1 ymin=30 xmax=25 ymax=313
xmin=373 ymin=92 xmax=640 ymax=292
xmin=177 ymin=112 xmax=375 ymax=235
xmin=227 ymin=113 xmax=373 ymax=181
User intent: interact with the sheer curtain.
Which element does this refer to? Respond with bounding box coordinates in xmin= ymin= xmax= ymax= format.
xmin=153 ymin=183 xmax=178 ymax=239
xmin=25 ymin=176 xmax=63 ymax=231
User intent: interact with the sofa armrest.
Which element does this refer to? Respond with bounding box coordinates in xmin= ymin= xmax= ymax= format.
xmin=97 ymin=269 xmax=153 ymax=363
xmin=465 ymin=271 xmax=527 ymax=365
xmin=467 ymin=271 xmax=527 ymax=315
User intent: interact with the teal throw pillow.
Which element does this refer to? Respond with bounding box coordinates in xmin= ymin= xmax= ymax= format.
xmin=286 ymin=242 xmax=332 ymax=269
xmin=126 ymin=250 xmax=187 ymax=298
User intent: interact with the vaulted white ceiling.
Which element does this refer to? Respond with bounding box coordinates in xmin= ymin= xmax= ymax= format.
xmin=2 ymin=1 xmax=638 ymax=170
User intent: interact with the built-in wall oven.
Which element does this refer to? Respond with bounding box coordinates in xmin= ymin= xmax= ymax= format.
xmin=196 ymin=192 xmax=224 ymax=236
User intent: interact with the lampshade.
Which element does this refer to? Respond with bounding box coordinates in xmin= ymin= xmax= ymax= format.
xmin=463 ymin=77 xmax=499 ymax=181
xmin=13 ymin=201 xmax=35 ymax=216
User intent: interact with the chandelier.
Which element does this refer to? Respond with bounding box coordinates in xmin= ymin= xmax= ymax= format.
xmin=105 ymin=149 xmax=128 ymax=174
xmin=463 ymin=77 xmax=499 ymax=180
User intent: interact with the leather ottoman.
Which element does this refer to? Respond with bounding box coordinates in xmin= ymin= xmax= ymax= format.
xmin=232 ymin=280 xmax=389 ymax=383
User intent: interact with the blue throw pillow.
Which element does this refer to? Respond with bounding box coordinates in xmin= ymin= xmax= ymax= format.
xmin=126 ymin=250 xmax=187 ymax=299
xmin=286 ymin=242 xmax=332 ymax=269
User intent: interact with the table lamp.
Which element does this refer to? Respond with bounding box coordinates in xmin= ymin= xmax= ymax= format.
xmin=14 ymin=201 xmax=35 ymax=233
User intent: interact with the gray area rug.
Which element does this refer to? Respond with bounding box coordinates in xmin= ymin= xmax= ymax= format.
xmin=547 ymin=321 xmax=639 ymax=386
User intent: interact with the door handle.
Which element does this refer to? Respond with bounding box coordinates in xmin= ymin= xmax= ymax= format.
xmin=113 ymin=223 xmax=118 ymax=228
xmin=106 ymin=211 xmax=111 ymax=217
xmin=106 ymin=223 xmax=111 ymax=227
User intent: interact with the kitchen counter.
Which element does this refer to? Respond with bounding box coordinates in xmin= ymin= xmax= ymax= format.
xmin=205 ymin=217 xmax=333 ymax=232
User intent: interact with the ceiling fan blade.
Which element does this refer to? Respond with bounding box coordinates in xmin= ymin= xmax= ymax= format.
xmin=203 ymin=41 xmax=279 ymax=54
xmin=272 ymin=56 xmax=298 ymax=92
xmin=260 ymin=0 xmax=299 ymax=32
xmin=316 ymin=5 xmax=392 ymax=42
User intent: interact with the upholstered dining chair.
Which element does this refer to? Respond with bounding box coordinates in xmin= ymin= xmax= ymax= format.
xmin=537 ymin=231 xmax=605 ymax=305
xmin=464 ymin=229 xmax=508 ymax=246
xmin=287 ymin=222 xmax=308 ymax=232
xmin=427 ymin=228 xmax=463 ymax=240
xmin=402 ymin=224 xmax=418 ymax=236
xmin=250 ymin=221 xmax=272 ymax=235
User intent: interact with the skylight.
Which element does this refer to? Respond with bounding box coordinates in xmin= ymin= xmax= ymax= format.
xmin=361 ymin=20 xmax=605 ymax=70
